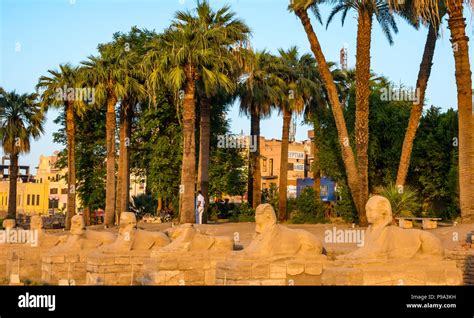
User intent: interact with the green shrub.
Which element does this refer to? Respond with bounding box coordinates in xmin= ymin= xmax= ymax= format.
xmin=380 ymin=182 xmax=420 ymax=217
xmin=288 ymin=187 xmax=326 ymax=224
xmin=334 ymin=181 xmax=357 ymax=223
xmin=237 ymin=202 xmax=255 ymax=222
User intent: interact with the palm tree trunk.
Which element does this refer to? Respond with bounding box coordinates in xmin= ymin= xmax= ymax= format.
xmin=180 ymin=66 xmax=197 ymax=223
xmin=122 ymin=105 xmax=132 ymax=213
xmin=65 ymin=102 xmax=76 ymax=230
xmin=7 ymin=152 xmax=18 ymax=220
xmin=117 ymin=102 xmax=132 ymax=219
xmin=446 ymin=0 xmax=474 ymax=222
xmin=396 ymin=23 xmax=438 ymax=187
xmin=278 ymin=108 xmax=291 ymax=221
xmin=84 ymin=206 xmax=91 ymax=226
xmin=197 ymin=97 xmax=210 ymax=224
xmin=354 ymin=10 xmax=372 ymax=222
xmin=294 ymin=8 xmax=364 ymax=223
xmin=104 ymin=94 xmax=117 ymax=227
xmin=312 ymin=117 xmax=321 ymax=200
xmin=249 ymin=106 xmax=261 ymax=208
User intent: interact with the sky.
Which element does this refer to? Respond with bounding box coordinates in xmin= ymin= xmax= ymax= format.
xmin=1 ymin=0 xmax=473 ymax=171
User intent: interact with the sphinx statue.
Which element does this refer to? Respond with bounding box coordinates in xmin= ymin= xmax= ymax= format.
xmin=49 ymin=215 xmax=115 ymax=253
xmin=29 ymin=215 xmax=66 ymax=248
xmin=339 ymin=195 xmax=444 ymax=260
xmin=242 ymin=204 xmax=323 ymax=258
xmin=100 ymin=212 xmax=170 ymax=253
xmin=161 ymin=223 xmax=234 ymax=252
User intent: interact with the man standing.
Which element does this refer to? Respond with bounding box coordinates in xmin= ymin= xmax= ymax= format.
xmin=195 ymin=190 xmax=205 ymax=224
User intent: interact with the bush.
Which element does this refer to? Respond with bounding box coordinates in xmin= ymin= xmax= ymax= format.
xmin=380 ymin=182 xmax=420 ymax=217
xmin=334 ymin=181 xmax=357 ymax=223
xmin=130 ymin=194 xmax=157 ymax=219
xmin=288 ymin=187 xmax=326 ymax=224
xmin=261 ymin=183 xmax=278 ymax=213
xmin=237 ymin=202 xmax=255 ymax=222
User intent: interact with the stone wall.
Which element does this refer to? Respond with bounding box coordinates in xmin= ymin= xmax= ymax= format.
xmin=86 ymin=250 xmax=152 ymax=285
xmin=321 ymin=259 xmax=463 ymax=285
xmin=5 ymin=246 xmax=50 ymax=284
xmin=143 ymin=250 xmax=230 ymax=285
xmin=42 ymin=252 xmax=91 ymax=285
xmin=215 ymin=255 xmax=327 ymax=286
xmin=445 ymin=248 xmax=474 ymax=285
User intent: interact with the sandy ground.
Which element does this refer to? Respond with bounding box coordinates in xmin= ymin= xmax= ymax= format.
xmin=83 ymin=221 xmax=474 ymax=257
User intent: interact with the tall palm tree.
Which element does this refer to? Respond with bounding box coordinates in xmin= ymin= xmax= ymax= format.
xmin=277 ymin=47 xmax=319 ymax=221
xmin=392 ymin=0 xmax=474 ymax=221
xmin=37 ymin=64 xmax=87 ymax=230
xmin=396 ymin=2 xmax=444 ymax=188
xmin=304 ymin=62 xmax=348 ymax=202
xmin=444 ymin=0 xmax=473 ymax=222
xmin=0 ymin=88 xmax=44 ymax=220
xmin=239 ymin=50 xmax=284 ymax=209
xmin=289 ymin=1 xmax=364 ymax=224
xmin=143 ymin=1 xmax=249 ymax=223
xmin=193 ymin=2 xmax=251 ymax=223
xmin=108 ymin=27 xmax=151 ymax=220
xmin=326 ymin=0 xmax=398 ymax=224
xmin=81 ymin=45 xmax=130 ymax=227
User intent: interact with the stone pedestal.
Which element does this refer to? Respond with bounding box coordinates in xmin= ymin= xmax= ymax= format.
xmin=142 ymin=250 xmax=231 ymax=286
xmin=5 ymin=246 xmax=50 ymax=285
xmin=86 ymin=250 xmax=152 ymax=285
xmin=41 ymin=251 xmax=92 ymax=285
xmin=215 ymin=254 xmax=327 ymax=286
xmin=398 ymin=219 xmax=413 ymax=229
xmin=322 ymin=259 xmax=463 ymax=285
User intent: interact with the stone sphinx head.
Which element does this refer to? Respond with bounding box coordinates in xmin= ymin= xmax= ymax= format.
xmin=119 ymin=212 xmax=137 ymax=235
xmin=30 ymin=215 xmax=43 ymax=231
xmin=366 ymin=195 xmax=393 ymax=228
xmin=70 ymin=215 xmax=86 ymax=235
xmin=255 ymin=204 xmax=277 ymax=234
xmin=2 ymin=219 xmax=16 ymax=230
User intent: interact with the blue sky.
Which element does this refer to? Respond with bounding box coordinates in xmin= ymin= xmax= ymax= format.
xmin=1 ymin=0 xmax=473 ymax=170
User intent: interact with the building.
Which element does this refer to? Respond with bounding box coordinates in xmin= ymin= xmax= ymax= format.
xmin=259 ymin=137 xmax=313 ymax=198
xmin=0 ymin=151 xmax=147 ymax=217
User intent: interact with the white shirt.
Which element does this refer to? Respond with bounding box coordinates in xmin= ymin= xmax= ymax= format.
xmin=196 ymin=194 xmax=205 ymax=209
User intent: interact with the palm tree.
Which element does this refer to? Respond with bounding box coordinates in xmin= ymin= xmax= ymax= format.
xmin=193 ymin=2 xmax=251 ymax=223
xmin=108 ymin=27 xmax=151 ymax=220
xmin=81 ymin=45 xmax=130 ymax=227
xmin=289 ymin=1 xmax=364 ymax=224
xmin=391 ymin=0 xmax=474 ymax=221
xmin=326 ymin=0 xmax=398 ymax=224
xmin=0 ymin=88 xmax=44 ymax=220
xmin=444 ymin=0 xmax=473 ymax=222
xmin=396 ymin=2 xmax=444 ymax=188
xmin=277 ymin=47 xmax=320 ymax=221
xmin=37 ymin=64 xmax=87 ymax=230
xmin=239 ymin=50 xmax=284 ymax=209
xmin=143 ymin=1 xmax=249 ymax=223
xmin=304 ymin=62 xmax=348 ymax=202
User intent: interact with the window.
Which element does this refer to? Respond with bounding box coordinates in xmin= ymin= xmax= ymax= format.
xmin=263 ymin=159 xmax=267 ymax=172
xmin=50 ymin=188 xmax=58 ymax=194
xmin=27 ymin=194 xmax=30 ymax=205
xmin=321 ymin=185 xmax=329 ymax=196
xmin=269 ymin=159 xmax=274 ymax=176
xmin=63 ymin=203 xmax=67 ymax=209
xmin=31 ymin=195 xmax=35 ymax=206
xmin=36 ymin=195 xmax=40 ymax=206
xmin=61 ymin=188 xmax=68 ymax=194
